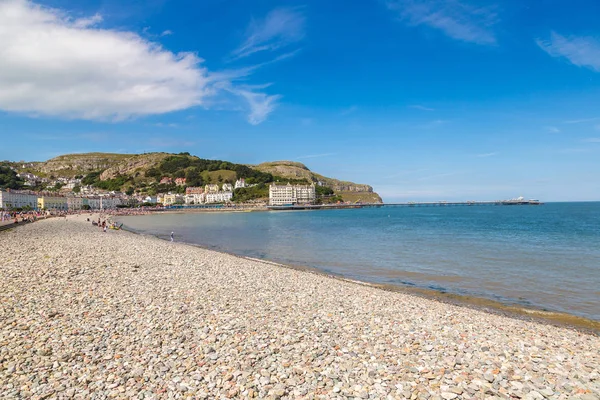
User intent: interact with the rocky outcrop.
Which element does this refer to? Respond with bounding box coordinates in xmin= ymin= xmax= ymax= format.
xmin=254 ymin=161 xmax=313 ymax=181
xmin=39 ymin=153 xmax=132 ymax=175
xmin=255 ymin=161 xmax=375 ymax=193
xmin=99 ymin=153 xmax=171 ymax=180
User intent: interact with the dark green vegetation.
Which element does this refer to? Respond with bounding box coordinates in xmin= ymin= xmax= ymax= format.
xmin=232 ymin=184 xmax=269 ymax=202
xmin=0 ymin=166 xmax=24 ymax=190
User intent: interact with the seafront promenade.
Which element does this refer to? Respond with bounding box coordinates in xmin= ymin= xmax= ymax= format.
xmin=0 ymin=217 xmax=598 ymax=399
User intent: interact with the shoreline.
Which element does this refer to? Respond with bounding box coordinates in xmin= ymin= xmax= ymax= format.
xmin=2 ymin=216 xmax=599 ymax=399
xmin=116 ymin=216 xmax=600 ymax=336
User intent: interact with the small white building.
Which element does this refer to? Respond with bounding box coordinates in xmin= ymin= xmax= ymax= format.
xmin=222 ymin=183 xmax=233 ymax=192
xmin=143 ymin=196 xmax=157 ymax=204
xmin=205 ymin=191 xmax=233 ymax=204
xmin=205 ymin=184 xmax=220 ymax=193
xmin=234 ymin=179 xmax=247 ymax=189
xmin=162 ymin=193 xmax=184 ymax=205
xmin=269 ymin=183 xmax=316 ymax=206
xmin=185 ymin=193 xmax=205 ymax=205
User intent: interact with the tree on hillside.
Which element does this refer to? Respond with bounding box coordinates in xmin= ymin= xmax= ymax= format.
xmin=0 ymin=166 xmax=23 ymax=189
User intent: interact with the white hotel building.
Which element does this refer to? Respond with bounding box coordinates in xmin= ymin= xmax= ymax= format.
xmin=0 ymin=190 xmax=39 ymax=210
xmin=269 ymin=183 xmax=316 ymax=206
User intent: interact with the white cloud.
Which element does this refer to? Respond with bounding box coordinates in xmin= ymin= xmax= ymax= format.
xmin=0 ymin=0 xmax=210 ymax=120
xmin=386 ymin=0 xmax=498 ymax=45
xmin=160 ymin=29 xmax=173 ymax=36
xmin=537 ymin=32 xmax=600 ymax=72
xmin=232 ymin=7 xmax=305 ymax=59
xmin=582 ymin=138 xmax=600 ymax=143
xmin=475 ymin=152 xmax=497 ymax=157
xmin=546 ymin=126 xmax=560 ymax=133
xmin=0 ymin=0 xmax=287 ymax=125
xmin=220 ymin=85 xmax=281 ymax=125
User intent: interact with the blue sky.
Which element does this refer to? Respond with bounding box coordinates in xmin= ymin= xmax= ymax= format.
xmin=1 ymin=0 xmax=600 ymax=201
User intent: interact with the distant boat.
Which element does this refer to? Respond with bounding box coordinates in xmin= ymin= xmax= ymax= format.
xmin=500 ymin=196 xmax=542 ymax=205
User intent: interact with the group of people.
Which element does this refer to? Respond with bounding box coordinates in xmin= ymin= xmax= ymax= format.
xmin=88 ymin=216 xmax=122 ymax=233
xmin=1 ymin=210 xmax=44 ymax=224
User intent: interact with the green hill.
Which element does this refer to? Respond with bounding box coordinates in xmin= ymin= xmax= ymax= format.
xmin=7 ymin=152 xmax=382 ymax=203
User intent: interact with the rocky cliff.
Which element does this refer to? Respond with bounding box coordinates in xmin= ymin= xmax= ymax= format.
xmin=254 ymin=161 xmax=377 ymax=194
xmin=38 ymin=153 xmax=133 ymax=176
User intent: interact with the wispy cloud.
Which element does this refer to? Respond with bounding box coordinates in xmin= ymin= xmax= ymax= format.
xmin=160 ymin=29 xmax=173 ymax=36
xmin=296 ymin=153 xmax=337 ymax=160
xmin=475 ymin=152 xmax=497 ymax=157
xmin=232 ymin=7 xmax=305 ymax=59
xmin=386 ymin=0 xmax=498 ymax=45
xmin=537 ymin=32 xmax=600 ymax=72
xmin=220 ymin=85 xmax=281 ymax=125
xmin=409 ymin=104 xmax=434 ymax=111
xmin=582 ymin=138 xmax=600 ymax=143
xmin=545 ymin=126 xmax=560 ymax=133
xmin=563 ymin=117 xmax=600 ymax=124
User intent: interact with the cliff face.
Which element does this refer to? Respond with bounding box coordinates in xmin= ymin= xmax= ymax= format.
xmin=254 ymin=161 xmax=382 ymax=202
xmin=39 ymin=153 xmax=133 ymax=176
xmin=99 ymin=153 xmax=171 ymax=180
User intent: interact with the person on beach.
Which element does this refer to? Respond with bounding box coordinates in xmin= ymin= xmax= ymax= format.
xmin=170 ymin=232 xmax=174 ymax=242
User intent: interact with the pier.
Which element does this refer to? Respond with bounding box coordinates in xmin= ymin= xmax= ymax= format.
xmin=268 ymin=199 xmax=543 ymax=210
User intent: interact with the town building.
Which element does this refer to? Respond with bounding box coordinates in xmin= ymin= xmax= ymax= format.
xmin=175 ymin=177 xmax=187 ymax=186
xmin=205 ymin=184 xmax=219 ymax=193
xmin=160 ymin=177 xmax=173 ymax=185
xmin=269 ymin=183 xmax=316 ymax=206
xmin=222 ymin=183 xmax=233 ymax=192
xmin=185 ymin=193 xmax=205 ymax=205
xmin=38 ymin=195 xmax=68 ymax=211
xmin=234 ymin=178 xmax=247 ymax=189
xmin=205 ymin=191 xmax=233 ymax=204
xmin=0 ymin=190 xmax=39 ymax=210
xmin=67 ymin=197 xmax=87 ymax=210
xmin=85 ymin=196 xmax=122 ymax=210
xmin=162 ymin=193 xmax=183 ymax=205
xmin=186 ymin=187 xmax=204 ymax=195
xmin=143 ymin=196 xmax=157 ymax=204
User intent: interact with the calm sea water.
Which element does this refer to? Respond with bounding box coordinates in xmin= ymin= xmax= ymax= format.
xmin=118 ymin=203 xmax=600 ymax=321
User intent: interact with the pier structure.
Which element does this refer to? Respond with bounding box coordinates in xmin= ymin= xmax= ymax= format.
xmin=267 ymin=199 xmax=543 ymax=210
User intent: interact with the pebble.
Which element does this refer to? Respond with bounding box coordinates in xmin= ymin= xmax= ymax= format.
xmin=0 ymin=216 xmax=599 ymax=399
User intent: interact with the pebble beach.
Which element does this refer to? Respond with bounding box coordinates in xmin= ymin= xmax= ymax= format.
xmin=1 ymin=216 xmax=599 ymax=400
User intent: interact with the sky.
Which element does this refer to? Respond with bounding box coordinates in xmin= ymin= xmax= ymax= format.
xmin=1 ymin=0 xmax=600 ymax=202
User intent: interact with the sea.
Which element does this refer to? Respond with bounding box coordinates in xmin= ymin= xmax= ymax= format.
xmin=118 ymin=202 xmax=600 ymax=323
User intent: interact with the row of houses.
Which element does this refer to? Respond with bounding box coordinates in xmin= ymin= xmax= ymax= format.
xmin=0 ymin=189 xmax=123 ymax=211
xmin=16 ymin=172 xmax=83 ymax=189
xmin=161 ymin=183 xmax=235 ymax=205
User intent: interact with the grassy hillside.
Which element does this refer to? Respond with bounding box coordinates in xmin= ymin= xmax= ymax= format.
xmin=12 ymin=153 xmax=383 ymax=203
